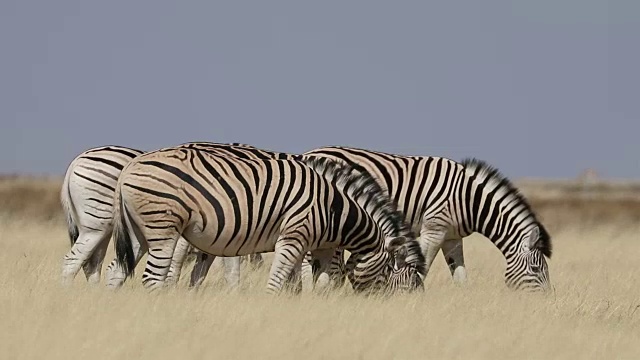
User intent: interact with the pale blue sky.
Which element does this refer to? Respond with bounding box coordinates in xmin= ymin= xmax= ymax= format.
xmin=1 ymin=1 xmax=635 ymax=179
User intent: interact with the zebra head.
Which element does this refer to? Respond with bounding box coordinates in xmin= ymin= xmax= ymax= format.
xmin=359 ymin=236 xmax=425 ymax=294
xmin=504 ymin=225 xmax=551 ymax=292
xmin=387 ymin=239 xmax=426 ymax=293
xmin=346 ymin=236 xmax=425 ymax=294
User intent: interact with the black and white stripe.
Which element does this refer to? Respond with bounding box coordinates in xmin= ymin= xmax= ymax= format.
xmin=105 ymin=147 xmax=426 ymax=294
xmin=60 ymin=142 xmax=270 ymax=286
xmin=302 ymin=146 xmax=552 ymax=292
xmin=159 ymin=142 xmax=295 ymax=286
xmin=60 ymin=145 xmax=144 ymax=285
xmin=385 ymin=241 xmax=426 ymax=292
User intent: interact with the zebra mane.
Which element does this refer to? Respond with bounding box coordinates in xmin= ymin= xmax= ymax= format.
xmin=461 ymin=158 xmax=552 ymax=258
xmin=400 ymin=239 xmax=427 ymax=277
xmin=303 ymin=156 xmax=413 ymax=239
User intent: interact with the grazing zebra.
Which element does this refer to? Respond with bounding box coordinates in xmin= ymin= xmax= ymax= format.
xmin=302 ymin=146 xmax=552 ymax=292
xmin=385 ymin=240 xmax=425 ymax=292
xmin=104 ymin=147 xmax=426 ymax=294
xmin=59 ymin=143 xmax=265 ymax=286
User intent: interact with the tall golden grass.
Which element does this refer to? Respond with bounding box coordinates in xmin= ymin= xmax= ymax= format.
xmin=0 ymin=176 xmax=638 ymax=359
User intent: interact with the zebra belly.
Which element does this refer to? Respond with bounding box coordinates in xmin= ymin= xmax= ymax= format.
xmin=182 ymin=222 xmax=282 ymax=257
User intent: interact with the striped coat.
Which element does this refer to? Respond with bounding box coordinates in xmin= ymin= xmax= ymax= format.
xmin=105 ymin=147 xmax=425 ymax=294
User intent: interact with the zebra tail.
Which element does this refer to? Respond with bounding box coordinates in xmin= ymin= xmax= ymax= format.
xmin=60 ymin=162 xmax=79 ymax=246
xmin=113 ymin=187 xmax=136 ymax=279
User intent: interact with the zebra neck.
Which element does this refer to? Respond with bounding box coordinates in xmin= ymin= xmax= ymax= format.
xmin=462 ymin=187 xmax=535 ymax=257
xmin=453 ymin=181 xmax=503 ymax=247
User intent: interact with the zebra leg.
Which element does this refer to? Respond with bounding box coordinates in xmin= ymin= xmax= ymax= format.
xmin=222 ymin=257 xmax=241 ymax=289
xmin=165 ymin=236 xmax=191 ymax=286
xmin=292 ymin=252 xmax=313 ymax=293
xmin=328 ymin=248 xmax=347 ymax=289
xmin=189 ymin=251 xmax=216 ymax=289
xmin=283 ymin=258 xmax=304 ymax=294
xmin=141 ymin=237 xmax=180 ymax=291
xmin=106 ymin=211 xmax=181 ymax=291
xmin=266 ymin=239 xmax=307 ymax=295
xmin=61 ymin=229 xmax=109 ymax=286
xmin=189 ymin=253 xmax=242 ymax=290
xmin=300 ymin=251 xmax=315 ymax=293
xmin=441 ymin=238 xmax=467 ymax=284
xmin=81 ymin=233 xmax=110 ymax=285
xmin=307 ymin=249 xmax=337 ymax=293
xmin=248 ymin=253 xmax=264 ymax=269
xmin=283 ymin=259 xmax=303 ymax=294
xmin=419 ymin=218 xmax=449 ymax=280
xmin=104 ymin=231 xmax=149 ymax=289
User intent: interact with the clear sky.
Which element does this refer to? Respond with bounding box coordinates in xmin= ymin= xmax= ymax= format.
xmin=1 ymin=1 xmax=635 ymax=179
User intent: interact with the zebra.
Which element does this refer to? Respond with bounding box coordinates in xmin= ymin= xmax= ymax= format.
xmin=159 ymin=141 xmax=298 ymax=287
xmin=152 ymin=143 xmax=342 ymax=291
xmin=104 ymin=146 xmax=426 ymax=294
xmin=60 ymin=145 xmax=145 ymax=285
xmin=59 ymin=143 xmax=266 ymax=287
xmin=301 ymin=146 xmax=552 ymax=292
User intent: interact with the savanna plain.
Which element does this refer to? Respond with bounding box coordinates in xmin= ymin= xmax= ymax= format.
xmin=0 ymin=176 xmax=639 ymax=359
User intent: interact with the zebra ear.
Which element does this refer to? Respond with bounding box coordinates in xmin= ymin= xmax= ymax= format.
xmin=394 ymin=246 xmax=408 ymax=268
xmin=526 ymin=226 xmax=540 ymax=250
xmin=386 ymin=236 xmax=407 ymax=253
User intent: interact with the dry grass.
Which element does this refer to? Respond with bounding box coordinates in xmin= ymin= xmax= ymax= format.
xmin=0 ymin=175 xmax=65 ymax=223
xmin=0 ymin=176 xmax=639 ymax=359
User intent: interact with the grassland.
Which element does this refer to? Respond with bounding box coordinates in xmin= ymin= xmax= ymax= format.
xmin=0 ymin=176 xmax=639 ymax=359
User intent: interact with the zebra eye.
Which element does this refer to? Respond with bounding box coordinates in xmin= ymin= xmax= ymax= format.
xmin=530 ymin=264 xmax=541 ymax=272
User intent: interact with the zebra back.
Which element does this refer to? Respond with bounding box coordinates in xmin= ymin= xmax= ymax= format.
xmin=303 ymin=145 xmax=464 ymax=234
